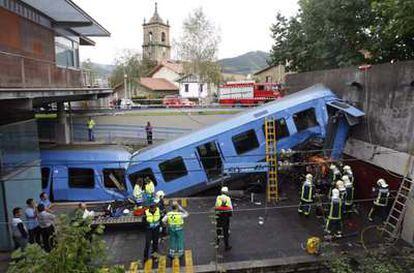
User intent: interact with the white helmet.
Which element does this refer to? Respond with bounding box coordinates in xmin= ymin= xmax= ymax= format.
xmin=123 ymin=209 xmax=130 ymax=215
xmin=343 ymin=165 xmax=351 ymax=171
xmin=377 ymin=179 xmax=388 ymax=188
xmin=305 ymin=173 xmax=313 ymax=181
xmin=332 ymin=188 xmax=340 ymax=199
xmin=336 ymin=180 xmax=345 ymax=190
xmin=221 ymin=186 xmax=229 ymax=193
xmin=330 ymin=164 xmax=336 ymax=170
xmin=280 ymin=149 xmax=286 ymax=154
xmin=156 ymin=190 xmax=165 ymax=199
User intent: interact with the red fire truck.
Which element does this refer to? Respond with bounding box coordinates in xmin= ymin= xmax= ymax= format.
xmin=218 ymin=81 xmax=283 ymax=106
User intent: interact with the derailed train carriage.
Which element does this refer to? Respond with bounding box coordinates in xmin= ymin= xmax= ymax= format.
xmin=127 ymin=84 xmax=365 ymax=196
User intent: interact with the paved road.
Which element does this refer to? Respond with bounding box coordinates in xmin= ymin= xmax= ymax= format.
xmin=74 ymin=113 xmax=236 ymax=130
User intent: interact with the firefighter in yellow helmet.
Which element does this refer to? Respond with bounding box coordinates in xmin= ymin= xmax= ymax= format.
xmin=215 ymin=186 xmax=233 ymax=251
xmin=325 ymin=188 xmax=343 ymax=237
xmin=368 ymin=179 xmax=389 ymax=222
xmin=162 ymin=201 xmax=189 ymax=258
xmin=298 ymin=174 xmax=314 ymax=216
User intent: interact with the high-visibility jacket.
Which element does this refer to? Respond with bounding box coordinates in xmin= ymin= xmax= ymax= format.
xmin=133 ymin=184 xmax=143 ymax=199
xmin=329 ymin=170 xmax=341 ymax=184
xmin=300 ymin=182 xmax=313 ymax=202
xmin=328 ymin=198 xmax=342 ymax=220
xmin=87 ymin=119 xmax=95 ymax=129
xmin=145 ymin=181 xmax=155 ymax=195
xmin=215 ymin=194 xmax=233 ymax=211
xmin=145 ymin=207 xmax=160 ymax=228
xmin=374 ymin=187 xmax=389 ymax=206
xmin=338 ymin=188 xmax=347 ymax=203
xmin=167 ymin=211 xmax=184 ymax=229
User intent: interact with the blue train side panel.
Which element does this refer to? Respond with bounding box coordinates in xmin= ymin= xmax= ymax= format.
xmin=127 ymin=84 xmax=365 ymax=196
xmin=40 ymin=145 xmax=132 ymax=202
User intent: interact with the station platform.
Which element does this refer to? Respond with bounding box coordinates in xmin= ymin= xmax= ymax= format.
xmin=102 ymin=183 xmax=385 ymax=272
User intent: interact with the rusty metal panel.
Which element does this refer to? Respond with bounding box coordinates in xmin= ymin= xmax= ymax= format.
xmin=23 ymin=58 xmax=50 ymax=87
xmin=0 ymin=7 xmax=21 ymax=52
xmin=0 ymin=54 xmax=22 ymax=87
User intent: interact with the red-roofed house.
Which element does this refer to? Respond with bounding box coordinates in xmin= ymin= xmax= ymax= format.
xmin=147 ymin=59 xmax=184 ymax=85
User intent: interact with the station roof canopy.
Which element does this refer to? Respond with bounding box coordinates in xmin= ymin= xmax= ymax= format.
xmin=20 ymin=0 xmax=110 ymax=37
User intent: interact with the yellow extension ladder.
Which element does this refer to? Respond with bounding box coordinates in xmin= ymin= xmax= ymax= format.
xmin=265 ymin=118 xmax=278 ymax=202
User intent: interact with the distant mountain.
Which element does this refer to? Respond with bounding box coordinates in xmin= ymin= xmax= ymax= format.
xmin=81 ymin=61 xmax=115 ymax=79
xmin=218 ymin=51 xmax=270 ymax=75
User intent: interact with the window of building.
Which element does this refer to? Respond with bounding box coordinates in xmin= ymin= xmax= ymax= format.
xmin=129 ymin=168 xmax=157 ymax=188
xmin=68 ymin=168 xmax=95 ymax=188
xmin=184 ymin=84 xmax=189 ymax=92
xmin=293 ymin=108 xmax=318 ymax=132
xmin=232 ymin=129 xmax=260 ymax=155
xmin=265 ymin=76 xmax=272 ymax=83
xmin=159 ymin=157 xmax=188 ymax=182
xmin=149 ymin=32 xmax=153 ymax=43
xmin=41 ymin=167 xmax=50 ymax=189
xmin=103 ymin=168 xmax=126 ymax=189
xmin=262 ymin=118 xmax=290 ymax=140
xmin=161 ymin=32 xmax=166 ymax=42
xmin=55 ymin=36 xmax=79 ymax=68
xmin=199 ymin=84 xmax=204 ymax=93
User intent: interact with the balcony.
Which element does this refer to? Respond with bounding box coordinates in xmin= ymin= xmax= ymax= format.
xmin=0 ymin=50 xmax=90 ymax=88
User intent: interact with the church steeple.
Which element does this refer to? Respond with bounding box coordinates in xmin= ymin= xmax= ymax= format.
xmin=142 ymin=2 xmax=171 ymax=63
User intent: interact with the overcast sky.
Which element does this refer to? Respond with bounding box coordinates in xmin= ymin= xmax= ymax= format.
xmin=74 ymin=0 xmax=299 ymax=65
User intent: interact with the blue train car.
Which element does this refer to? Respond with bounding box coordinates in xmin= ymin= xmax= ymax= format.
xmin=40 ymin=145 xmax=132 ymax=202
xmin=127 ymin=84 xmax=364 ymax=196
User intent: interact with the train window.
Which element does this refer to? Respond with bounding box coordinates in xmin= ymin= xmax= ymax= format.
xmin=103 ymin=168 xmax=126 ymax=190
xmin=41 ymin=167 xmax=50 ymax=189
xmin=232 ymin=129 xmax=260 ymax=155
xmin=68 ymin=168 xmax=95 ymax=188
xmin=129 ymin=168 xmax=157 ymax=187
xmin=262 ymin=118 xmax=290 ymax=140
xmin=159 ymin=157 xmax=188 ymax=182
xmin=293 ymin=108 xmax=318 ymax=132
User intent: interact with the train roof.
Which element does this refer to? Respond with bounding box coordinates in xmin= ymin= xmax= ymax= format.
xmin=41 ymin=145 xmax=131 ymax=165
xmin=130 ymin=84 xmax=337 ymax=163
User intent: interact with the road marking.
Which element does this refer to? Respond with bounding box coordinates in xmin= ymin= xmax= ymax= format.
xmin=144 ymin=259 xmax=153 ymax=273
xmin=172 ymin=257 xmax=180 ymax=273
xmin=129 ymin=261 xmax=139 ymax=273
xmin=158 ymin=256 xmax=166 ymax=273
xmin=184 ymin=250 xmax=194 ymax=273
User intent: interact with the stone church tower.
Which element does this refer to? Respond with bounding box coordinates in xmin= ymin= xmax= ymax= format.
xmin=142 ymin=3 xmax=171 ymax=63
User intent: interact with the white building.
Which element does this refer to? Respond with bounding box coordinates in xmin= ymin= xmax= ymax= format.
xmin=178 ymin=74 xmax=214 ymax=99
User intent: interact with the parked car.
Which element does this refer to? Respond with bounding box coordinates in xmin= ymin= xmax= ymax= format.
xmin=118 ymin=98 xmax=134 ymax=109
xmin=163 ymin=96 xmax=196 ymax=108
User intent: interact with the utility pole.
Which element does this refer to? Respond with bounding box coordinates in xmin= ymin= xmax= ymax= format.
xmin=124 ymin=73 xmax=128 ymax=99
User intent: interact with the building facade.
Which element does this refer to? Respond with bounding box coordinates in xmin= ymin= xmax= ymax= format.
xmin=253 ymin=64 xmax=286 ymax=83
xmin=0 ymin=0 xmax=110 ymax=250
xmin=178 ymin=74 xmax=209 ymax=99
xmin=142 ymin=3 xmax=171 ymax=63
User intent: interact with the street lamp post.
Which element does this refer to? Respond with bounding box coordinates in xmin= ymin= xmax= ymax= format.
xmin=124 ymin=73 xmax=128 ymax=99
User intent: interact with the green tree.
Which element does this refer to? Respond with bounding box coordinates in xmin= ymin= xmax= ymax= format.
xmin=109 ymin=50 xmax=156 ymax=88
xmin=269 ymin=0 xmax=414 ymax=72
xmin=176 ymin=7 xmax=222 ymax=102
xmin=7 ymin=215 xmax=124 ymax=273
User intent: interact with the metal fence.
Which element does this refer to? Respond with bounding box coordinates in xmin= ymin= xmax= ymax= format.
xmin=38 ymin=120 xmax=191 ymax=145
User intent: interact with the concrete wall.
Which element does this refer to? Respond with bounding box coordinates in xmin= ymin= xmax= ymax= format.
xmin=286 ymin=61 xmax=414 ymax=154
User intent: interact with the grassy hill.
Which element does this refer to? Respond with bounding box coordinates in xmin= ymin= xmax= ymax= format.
xmin=218 ymin=51 xmax=270 ymax=75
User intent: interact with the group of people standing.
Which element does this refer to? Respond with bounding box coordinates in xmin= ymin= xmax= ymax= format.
xmin=11 ymin=192 xmax=56 ymax=252
xmin=298 ymin=163 xmax=390 ymax=238
xmin=140 ymin=181 xmax=234 ymax=261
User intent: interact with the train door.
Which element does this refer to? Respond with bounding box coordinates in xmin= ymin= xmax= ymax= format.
xmin=196 ymin=141 xmax=223 ymax=181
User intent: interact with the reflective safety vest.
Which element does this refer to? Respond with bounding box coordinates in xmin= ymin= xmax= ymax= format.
xmin=339 ymin=188 xmax=347 ymax=203
xmin=345 ymin=185 xmax=354 ymax=205
xmin=215 ymin=194 xmax=232 ymax=211
xmin=301 ymin=183 xmax=313 ymax=202
xmin=167 ymin=211 xmax=184 ymax=229
xmin=145 ymin=207 xmax=160 ymax=227
xmin=145 ymin=181 xmax=155 ymax=195
xmin=328 ymin=198 xmax=342 ymax=220
xmin=87 ymin=119 xmax=95 ymax=129
xmin=133 ymin=184 xmax=143 ymax=199
xmin=374 ymin=188 xmax=389 ymax=206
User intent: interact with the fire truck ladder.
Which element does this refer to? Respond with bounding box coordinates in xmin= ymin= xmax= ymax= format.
xmin=383 ymin=154 xmax=414 ymax=240
xmin=265 ymin=118 xmax=278 ymax=202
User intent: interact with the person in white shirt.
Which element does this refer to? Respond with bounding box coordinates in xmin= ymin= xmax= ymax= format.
xmin=78 ymin=203 xmax=95 ymax=219
xmin=37 ymin=203 xmax=55 ymax=252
